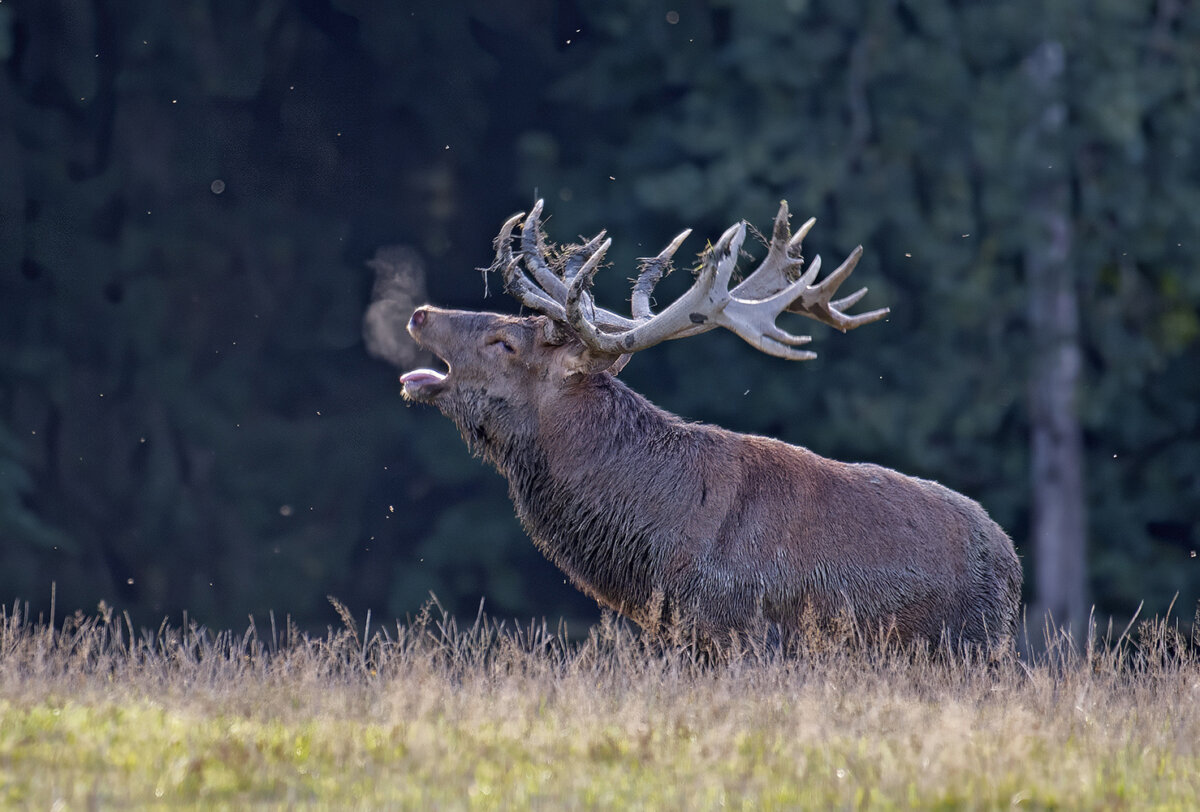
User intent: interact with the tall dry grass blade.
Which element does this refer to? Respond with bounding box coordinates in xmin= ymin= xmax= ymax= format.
xmin=327 ymin=595 xmax=361 ymax=653
xmin=1114 ymin=600 xmax=1144 ymax=652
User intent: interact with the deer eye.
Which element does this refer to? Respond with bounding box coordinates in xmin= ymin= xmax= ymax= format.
xmin=488 ymin=337 xmax=516 ymax=354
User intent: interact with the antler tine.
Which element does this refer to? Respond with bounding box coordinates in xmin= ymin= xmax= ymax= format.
xmin=562 ymin=231 xmax=608 ymax=284
xmin=632 ymin=229 xmax=692 ymax=321
xmin=709 ymin=221 xmax=746 ymax=289
xmin=489 ymin=209 xmax=570 ymax=318
xmin=826 ymin=302 xmax=891 ymax=331
xmin=562 ymin=230 xmax=646 ymax=330
xmin=492 ymin=210 xmax=524 ymax=268
xmin=830 ymin=286 xmax=869 ymax=311
xmin=760 ymin=200 xmax=795 ymax=277
xmin=731 ymin=202 xmax=807 ymax=300
xmin=565 ymin=238 xmax=621 ymax=349
xmin=789 ymin=216 xmax=817 ymax=253
xmin=784 ymin=245 xmax=890 ymax=331
xmin=501 ymin=256 xmax=569 ymax=320
xmin=520 ymin=200 xmax=572 ymax=303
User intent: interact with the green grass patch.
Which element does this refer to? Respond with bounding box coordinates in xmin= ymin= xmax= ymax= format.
xmin=1 ymin=599 xmax=1198 ymax=809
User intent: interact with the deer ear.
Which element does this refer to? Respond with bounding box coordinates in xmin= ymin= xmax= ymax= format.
xmin=540 ymin=318 xmax=627 ymax=377
xmin=539 ymin=318 xmax=572 ymax=345
xmin=558 ymin=343 xmax=625 ymax=377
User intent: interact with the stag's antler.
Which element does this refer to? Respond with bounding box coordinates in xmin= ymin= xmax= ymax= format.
xmin=489 ymin=200 xmax=888 ymax=361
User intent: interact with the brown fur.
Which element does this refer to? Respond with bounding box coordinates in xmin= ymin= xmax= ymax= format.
xmin=399 ymin=306 xmax=1022 ymax=651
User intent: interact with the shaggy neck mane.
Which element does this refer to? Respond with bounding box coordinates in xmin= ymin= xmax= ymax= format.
xmin=483 ymin=373 xmax=695 ymax=619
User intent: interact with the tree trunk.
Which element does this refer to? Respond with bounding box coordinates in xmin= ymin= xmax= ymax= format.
xmin=1027 ymin=212 xmax=1087 ymax=639
xmin=1024 ymin=40 xmax=1088 ymax=642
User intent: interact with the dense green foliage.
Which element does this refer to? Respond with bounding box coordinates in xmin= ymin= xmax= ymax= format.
xmin=1 ymin=0 xmax=1197 ymax=631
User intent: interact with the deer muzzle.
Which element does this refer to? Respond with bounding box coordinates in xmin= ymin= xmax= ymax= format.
xmin=400 ymin=306 xmax=449 ymax=401
xmin=408 ymin=306 xmax=430 ymax=331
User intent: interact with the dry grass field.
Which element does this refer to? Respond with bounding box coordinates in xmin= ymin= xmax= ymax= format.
xmin=1 ymin=596 xmax=1198 ymax=809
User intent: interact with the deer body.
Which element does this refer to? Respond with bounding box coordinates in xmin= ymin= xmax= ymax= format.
xmin=381 ymin=202 xmax=1022 ymax=650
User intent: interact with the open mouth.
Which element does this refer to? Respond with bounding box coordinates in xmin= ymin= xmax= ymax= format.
xmin=402 ymin=309 xmax=451 ymax=401
xmin=400 ymin=364 xmax=449 ymax=401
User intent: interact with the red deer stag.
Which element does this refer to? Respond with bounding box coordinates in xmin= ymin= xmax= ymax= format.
xmin=386 ymin=201 xmax=1022 ymax=651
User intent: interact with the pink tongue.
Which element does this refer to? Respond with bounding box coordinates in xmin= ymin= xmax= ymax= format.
xmin=400 ymin=368 xmax=447 ymax=386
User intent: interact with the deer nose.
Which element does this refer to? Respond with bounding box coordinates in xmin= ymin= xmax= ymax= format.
xmin=408 ymin=307 xmax=429 ymax=331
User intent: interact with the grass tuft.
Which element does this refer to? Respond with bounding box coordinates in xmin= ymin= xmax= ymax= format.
xmin=1 ymin=596 xmax=1198 ymax=808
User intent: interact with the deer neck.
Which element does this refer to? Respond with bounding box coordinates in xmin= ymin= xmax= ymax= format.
xmin=489 ymin=373 xmax=688 ymax=617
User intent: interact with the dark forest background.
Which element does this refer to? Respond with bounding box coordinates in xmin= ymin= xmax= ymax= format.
xmin=2 ymin=0 xmax=1197 ymax=634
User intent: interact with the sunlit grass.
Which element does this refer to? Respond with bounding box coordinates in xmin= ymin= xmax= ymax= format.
xmin=1 ymin=596 xmax=1198 ymax=809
